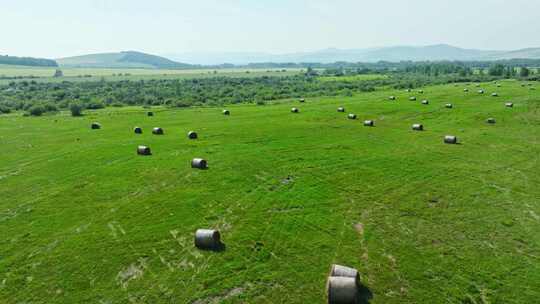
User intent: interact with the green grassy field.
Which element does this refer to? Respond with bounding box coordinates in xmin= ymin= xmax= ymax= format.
xmin=0 ymin=80 xmax=539 ymax=303
xmin=0 ymin=65 xmax=302 ymax=84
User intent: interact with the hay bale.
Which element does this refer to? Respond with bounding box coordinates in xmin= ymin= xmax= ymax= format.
xmin=389 ymin=96 xmax=396 ymax=100
xmin=327 ymin=277 xmax=358 ymax=304
xmin=505 ymin=102 xmax=514 ymax=108
xmin=478 ymin=90 xmax=485 ymax=94
xmin=188 ymin=131 xmax=198 ymax=139
xmin=491 ymin=93 xmax=498 ymax=97
xmin=444 ymin=135 xmax=457 ymax=144
xmin=194 ymin=229 xmax=221 ymax=250
xmin=422 ymin=100 xmax=429 ymax=105
xmin=418 ymin=90 xmax=424 ymax=94
xmin=445 ymin=103 xmax=453 ymax=108
xmin=152 ymin=127 xmax=164 ymax=135
xmin=137 ymin=145 xmax=151 ymax=156
xmin=363 ymin=120 xmax=374 ymax=127
xmin=347 ymin=114 xmax=357 ymax=120
xmin=291 ymin=107 xmax=299 ymax=113
xmin=337 ymin=107 xmax=345 ymax=112
xmin=406 ymin=89 xmax=411 ymax=92
xmin=191 ymin=158 xmax=208 ymax=169
xmin=223 ymin=109 xmax=230 ymax=115
xmin=409 ymin=97 xmax=417 ymax=101
xmin=329 ymin=264 xmax=360 ymax=281
xmin=464 ymin=88 xmax=469 ymax=92
xmin=91 ymin=122 xmax=101 ymax=129
xmin=497 ymin=84 xmax=501 ymax=87
xmin=134 ymin=127 xmax=142 ymax=134
xmin=147 ymin=111 xmax=154 ymax=117
xmin=486 ymin=118 xmax=496 ymax=124
xmin=299 ymin=98 xmax=306 ymax=103
xmin=412 ymin=123 xmax=424 ymax=131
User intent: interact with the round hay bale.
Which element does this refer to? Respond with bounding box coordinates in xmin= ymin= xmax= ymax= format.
xmin=412 ymin=123 xmax=424 ymax=131
xmin=194 ymin=229 xmax=221 ymax=250
xmin=188 ymin=131 xmax=198 ymax=139
xmin=464 ymin=88 xmax=469 ymax=92
xmin=409 ymin=97 xmax=417 ymax=101
xmin=137 ymin=145 xmax=151 ymax=156
xmin=421 ymin=100 xmax=429 ymax=105
xmin=418 ymin=90 xmax=424 ymax=94
xmin=223 ymin=109 xmax=230 ymax=115
xmin=389 ymin=96 xmax=396 ymax=100
xmin=347 ymin=114 xmax=357 ymax=120
xmin=405 ymin=89 xmax=411 ymax=92
xmin=505 ymin=102 xmax=514 ymax=108
xmin=445 ymin=103 xmax=453 ymax=108
xmin=329 ymin=264 xmax=360 ymax=282
xmin=491 ymin=93 xmax=498 ymax=97
xmin=191 ymin=158 xmax=208 ymax=169
xmin=337 ymin=107 xmax=345 ymax=112
xmin=291 ymin=107 xmax=299 ymax=113
xmin=444 ymin=135 xmax=458 ymax=144
xmin=91 ymin=122 xmax=101 ymax=129
xmin=486 ymin=118 xmax=496 ymax=124
xmin=327 ymin=276 xmax=358 ymax=304
xmin=478 ymin=90 xmax=485 ymax=94
xmin=134 ymin=127 xmax=142 ymax=134
xmin=147 ymin=111 xmax=154 ymax=117
xmin=152 ymin=127 xmax=164 ymax=135
xmin=497 ymin=84 xmax=501 ymax=87
xmin=299 ymin=98 xmax=305 ymax=103
xmin=363 ymin=120 xmax=374 ymax=127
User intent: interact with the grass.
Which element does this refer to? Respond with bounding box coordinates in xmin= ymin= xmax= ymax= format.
xmin=0 ymin=65 xmax=303 ymax=84
xmin=0 ymin=80 xmax=539 ymax=303
xmin=318 ymin=74 xmax=387 ymax=82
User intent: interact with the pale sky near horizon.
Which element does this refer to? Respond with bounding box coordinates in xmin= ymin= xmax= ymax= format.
xmin=1 ymin=0 xmax=539 ymax=59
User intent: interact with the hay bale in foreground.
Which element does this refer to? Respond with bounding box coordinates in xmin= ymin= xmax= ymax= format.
xmin=152 ymin=127 xmax=164 ymax=135
xmin=91 ymin=122 xmax=101 ymax=129
xmin=329 ymin=264 xmax=360 ymax=282
xmin=223 ymin=109 xmax=230 ymax=115
xmin=487 ymin=118 xmax=496 ymax=124
xmin=363 ymin=120 xmax=374 ymax=127
xmin=134 ymin=127 xmax=142 ymax=134
xmin=194 ymin=229 xmax=221 ymax=250
xmin=505 ymin=102 xmax=514 ymax=108
xmin=337 ymin=107 xmax=345 ymax=112
xmin=412 ymin=124 xmax=424 ymax=131
xmin=327 ymin=277 xmax=358 ymax=304
xmin=291 ymin=107 xmax=299 ymax=113
xmin=445 ymin=103 xmax=453 ymax=108
xmin=137 ymin=145 xmax=151 ymax=156
xmin=348 ymin=114 xmax=357 ymax=120
xmin=444 ymin=135 xmax=458 ymax=144
xmin=188 ymin=131 xmax=198 ymax=139
xmin=422 ymin=100 xmax=429 ymax=105
xmin=191 ymin=158 xmax=208 ymax=169
xmin=147 ymin=111 xmax=154 ymax=117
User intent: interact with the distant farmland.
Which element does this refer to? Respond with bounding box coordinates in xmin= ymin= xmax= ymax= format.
xmin=0 ymin=80 xmax=538 ymax=303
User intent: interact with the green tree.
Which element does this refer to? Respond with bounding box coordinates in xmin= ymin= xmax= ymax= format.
xmin=519 ymin=67 xmax=530 ymax=77
xmin=69 ymin=103 xmax=83 ymax=117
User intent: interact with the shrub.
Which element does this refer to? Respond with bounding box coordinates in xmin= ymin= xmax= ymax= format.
xmin=28 ymin=105 xmax=45 ymax=116
xmin=70 ymin=103 xmax=83 ymax=116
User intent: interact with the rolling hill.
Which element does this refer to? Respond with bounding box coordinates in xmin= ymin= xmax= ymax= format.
xmin=57 ymin=51 xmax=195 ymax=69
xmin=0 ymin=55 xmax=58 ymax=67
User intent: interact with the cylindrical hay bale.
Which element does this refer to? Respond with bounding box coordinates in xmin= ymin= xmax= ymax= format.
xmin=291 ymin=107 xmax=299 ymax=113
xmin=389 ymin=96 xmax=396 ymax=100
xmin=191 ymin=158 xmax=208 ymax=169
xmin=486 ymin=118 xmax=496 ymax=124
xmin=412 ymin=123 xmax=424 ymax=131
xmin=327 ymin=276 xmax=358 ymax=304
xmin=134 ymin=127 xmax=142 ymax=134
xmin=347 ymin=114 xmax=357 ymax=120
xmin=91 ymin=122 xmax=101 ymax=129
xmin=445 ymin=103 xmax=453 ymax=108
xmin=464 ymin=88 xmax=469 ymax=92
xmin=363 ymin=120 xmax=374 ymax=127
xmin=194 ymin=229 xmax=220 ymax=250
xmin=223 ymin=109 xmax=230 ymax=115
xmin=147 ymin=111 xmax=154 ymax=117
xmin=421 ymin=100 xmax=429 ymax=105
xmin=406 ymin=89 xmax=411 ymax=92
xmin=152 ymin=127 xmax=164 ymax=135
xmin=478 ymin=90 xmax=484 ymax=94
xmin=497 ymin=84 xmax=501 ymax=87
xmin=409 ymin=96 xmax=417 ymax=101
xmin=137 ymin=145 xmax=151 ymax=156
xmin=188 ymin=131 xmax=198 ymax=139
xmin=444 ymin=135 xmax=458 ymax=144
xmin=299 ymin=98 xmax=305 ymax=103
xmin=330 ymin=264 xmax=360 ymax=282
xmin=337 ymin=107 xmax=345 ymax=112
xmin=418 ymin=90 xmax=424 ymax=94
xmin=491 ymin=93 xmax=498 ymax=97
xmin=505 ymin=102 xmax=514 ymax=108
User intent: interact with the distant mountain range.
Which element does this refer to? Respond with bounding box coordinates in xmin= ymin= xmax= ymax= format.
xmin=56 ymin=51 xmax=194 ymax=69
xmin=165 ymin=44 xmax=540 ymax=65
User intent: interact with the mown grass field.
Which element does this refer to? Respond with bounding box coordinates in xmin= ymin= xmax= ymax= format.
xmin=0 ymin=80 xmax=539 ymax=303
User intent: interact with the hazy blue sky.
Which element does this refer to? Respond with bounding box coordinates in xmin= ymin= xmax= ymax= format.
xmin=2 ymin=0 xmax=539 ymax=58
